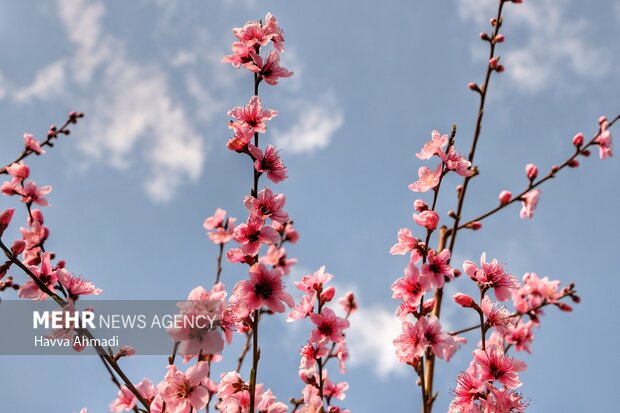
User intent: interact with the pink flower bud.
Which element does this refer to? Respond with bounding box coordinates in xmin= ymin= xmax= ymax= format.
xmin=495 ymin=64 xmax=505 ymax=72
xmin=414 ymin=199 xmax=429 ymax=212
xmin=11 ymin=240 xmax=26 ymax=255
xmin=413 ymin=210 xmax=439 ymax=231
xmin=453 ymin=293 xmax=474 ymax=307
xmin=598 ymin=115 xmax=607 ymax=125
xmin=468 ymin=221 xmax=482 ymax=231
xmin=480 ymin=32 xmax=490 ymax=41
xmin=551 ymin=165 xmax=560 ymax=173
xmin=499 ymin=190 xmax=512 ymax=204
xmin=556 ymin=302 xmax=573 ymax=312
xmin=422 ymin=298 xmax=435 ymax=314
xmin=117 ymin=345 xmax=136 ymax=358
xmin=525 ymin=163 xmax=538 ymax=180
xmin=489 ymin=57 xmax=500 ymax=69
xmin=468 ymin=82 xmax=480 ymax=92
xmin=453 ymin=268 xmax=462 ymax=278
xmin=568 ymin=159 xmax=579 ymax=168
xmin=494 ymin=34 xmax=505 ymax=43
xmin=572 ymin=132 xmax=584 ymax=147
xmin=321 ymin=286 xmax=336 ymax=303
xmin=0 ymin=208 xmax=15 ymax=237
xmin=581 ymin=149 xmax=591 ymax=157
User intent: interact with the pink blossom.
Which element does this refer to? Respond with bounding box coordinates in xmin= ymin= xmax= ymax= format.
xmin=480 ymin=296 xmax=512 ymax=333
xmin=421 ymin=249 xmax=454 ymax=288
xmin=413 ymin=210 xmax=439 ymax=230
xmin=498 ymin=190 xmax=512 ymax=204
xmin=232 ymin=13 xmax=283 ymax=50
xmin=217 ymin=371 xmax=245 ymax=399
xmin=18 ymin=251 xmax=57 ymax=300
xmin=439 ymin=146 xmax=474 ymax=177
xmin=245 ymin=51 xmax=293 ymax=85
xmin=417 ymin=130 xmax=449 ymax=159
xmin=450 ymin=363 xmax=484 ymax=411
xmin=18 ymin=181 xmax=53 ymax=206
xmin=295 ymin=266 xmax=333 ymax=294
xmin=484 ymin=386 xmax=528 ymax=412
xmin=525 ymin=163 xmax=538 ymax=180
xmin=389 ymin=227 xmax=421 ymax=263
xmin=204 ymin=208 xmax=227 ymax=230
xmin=505 ymin=320 xmax=535 ymax=353
xmin=227 ymin=123 xmax=254 ymax=152
xmin=309 ymin=307 xmax=350 ymax=346
xmin=512 ymin=272 xmax=562 ymax=315
xmin=596 ymin=119 xmax=613 ymax=159
xmin=572 ymin=132 xmax=584 ymax=147
xmin=168 ymin=298 xmax=225 ymax=357
xmin=288 ymin=293 xmax=315 ymax=321
xmin=233 ymin=263 xmax=294 ymax=313
xmin=228 ymin=96 xmax=278 ymax=134
xmin=0 ymin=208 xmax=15 ymax=236
xmin=57 ymin=269 xmax=102 ymax=298
xmin=24 ymin=133 xmax=46 ymax=154
xmin=249 ymin=144 xmax=288 ymax=183
xmin=473 ymin=345 xmax=527 ymax=389
xmin=463 ymin=253 xmax=519 ymax=301
xmin=418 ymin=315 xmax=455 ymax=360
xmin=259 ymin=245 xmax=297 ymax=275
xmin=233 ymin=216 xmax=279 ymax=256
xmin=338 ymin=292 xmax=357 ymax=315
xmin=519 ymin=189 xmax=541 ymax=219
xmin=244 ymin=187 xmax=288 ymax=223
xmin=394 ymin=319 xmax=426 ymax=363
xmin=157 ymin=362 xmax=210 ymax=413
xmin=408 ymin=164 xmax=442 ymax=192
xmin=453 ymin=293 xmax=477 ymax=309
xmin=323 ymin=377 xmax=349 ymax=401
xmin=6 ymin=162 xmax=30 ymax=182
xmin=391 ymin=263 xmax=429 ymax=309
xmin=298 ymin=343 xmax=329 ymax=379
xmin=109 ymin=379 xmax=155 ymax=412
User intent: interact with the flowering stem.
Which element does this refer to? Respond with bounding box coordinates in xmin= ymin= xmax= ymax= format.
xmin=479 ymin=288 xmax=487 ymax=350
xmin=422 ymin=3 xmax=507 ymax=412
xmin=0 ymin=240 xmax=150 ymax=411
xmin=248 ymin=309 xmax=261 ymax=413
xmin=0 ymin=113 xmax=79 ymax=175
xmin=455 ymin=113 xmax=620 ymax=231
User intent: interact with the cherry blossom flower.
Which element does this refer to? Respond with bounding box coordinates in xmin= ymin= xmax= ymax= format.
xmin=233 ymin=216 xmax=279 ymax=256
xmin=519 ymin=189 xmax=541 ymax=219
xmin=6 ymin=162 xmax=30 ymax=182
xmin=450 ymin=363 xmax=485 ymax=411
xmin=245 ymin=51 xmax=294 ymax=85
xmin=24 ymin=133 xmax=45 ymax=154
xmin=418 ymin=315 xmax=456 ymax=360
xmin=473 ymin=345 xmax=527 ymax=389
xmin=480 ymin=296 xmax=512 ymax=333
xmin=19 ymin=251 xmax=57 ymax=300
xmin=505 ymin=320 xmax=535 ymax=353
xmin=228 ymin=96 xmax=278 ymax=134
xmin=204 ymin=208 xmax=227 ymax=230
xmin=511 ymin=272 xmax=561 ymax=315
xmin=295 ymin=266 xmax=333 ymax=295
xmin=0 ymin=208 xmax=15 ymax=236
xmin=413 ymin=210 xmax=439 ymax=230
xmin=244 ymin=187 xmax=288 ymax=223
xmin=389 ymin=227 xmax=422 ymax=263
xmin=233 ymin=263 xmax=294 ymax=313
xmin=249 ymin=144 xmax=288 ymax=183
xmin=394 ymin=319 xmax=426 ymax=364
xmin=417 ymin=130 xmax=449 ymax=160
xmin=484 ymin=385 xmax=528 ymax=412
xmin=408 ymin=164 xmax=442 ymax=192
xmin=421 ymin=249 xmax=454 ymax=288
xmin=232 ymin=13 xmax=283 ymax=50
xmin=463 ymin=253 xmax=519 ymax=301
xmin=596 ymin=118 xmax=613 ymax=159
xmin=18 ymin=181 xmax=53 ymax=206
xmin=227 ymin=123 xmax=255 ymax=152
xmin=259 ymin=245 xmax=297 ymax=275
xmin=338 ymin=292 xmax=357 ymax=315
xmin=439 ymin=146 xmax=474 ymax=177
xmin=57 ymin=269 xmax=102 ymax=298
xmin=157 ymin=362 xmax=210 ymax=413
xmin=391 ymin=263 xmax=429 ymax=309
xmin=309 ymin=307 xmax=349 ymax=346
xmin=109 ymin=379 xmax=155 ymax=412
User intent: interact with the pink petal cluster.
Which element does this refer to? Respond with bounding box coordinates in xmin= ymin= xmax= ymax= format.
xmin=463 ymin=253 xmax=519 ymax=301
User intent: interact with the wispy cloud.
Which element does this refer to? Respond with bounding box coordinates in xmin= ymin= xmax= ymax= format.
xmin=273 ymin=95 xmax=344 ymax=154
xmin=457 ymin=0 xmax=608 ymax=93
xmin=347 ymin=305 xmax=406 ymax=378
xmin=13 ymin=60 xmax=67 ymax=103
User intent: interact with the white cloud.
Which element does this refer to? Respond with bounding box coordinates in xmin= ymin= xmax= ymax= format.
xmin=13 ymin=60 xmax=67 ymax=103
xmin=346 ymin=305 xmax=406 ymax=378
xmin=273 ymin=96 xmax=344 ymax=154
xmin=457 ymin=0 xmax=608 ymax=93
xmin=47 ymin=0 xmax=204 ymax=202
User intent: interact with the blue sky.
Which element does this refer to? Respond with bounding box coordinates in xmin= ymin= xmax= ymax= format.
xmin=0 ymin=0 xmax=618 ymax=412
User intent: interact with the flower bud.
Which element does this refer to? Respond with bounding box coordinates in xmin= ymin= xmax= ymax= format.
xmin=468 ymin=82 xmax=481 ymax=93
xmin=11 ymin=240 xmax=26 ymax=255
xmin=489 ymin=57 xmax=500 ymax=69
xmin=572 ymin=132 xmax=584 ymax=147
xmin=480 ymin=32 xmax=490 ymax=41
xmin=499 ymin=190 xmax=512 ymax=204
xmin=453 ymin=293 xmax=477 ymax=308
xmin=413 ymin=210 xmax=439 ymax=231
xmin=321 ymin=286 xmax=336 ymax=303
xmin=467 ymin=221 xmax=482 ymax=231
xmin=568 ymin=159 xmax=579 ymax=168
xmin=525 ymin=163 xmax=538 ymax=180
xmin=414 ymin=199 xmax=429 ymax=212
xmin=494 ymin=34 xmax=505 ymax=43
xmin=598 ymin=115 xmax=607 ymax=124
xmin=0 ymin=208 xmax=15 ymax=237
xmin=556 ymin=302 xmax=573 ymax=312
xmin=495 ymin=64 xmax=505 ymax=72
xmin=580 ymin=149 xmax=591 ymax=157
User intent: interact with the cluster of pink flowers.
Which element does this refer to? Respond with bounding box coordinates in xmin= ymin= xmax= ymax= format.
xmin=287 ymin=266 xmax=355 ymax=412
xmin=390 ymin=129 xmax=472 ymax=369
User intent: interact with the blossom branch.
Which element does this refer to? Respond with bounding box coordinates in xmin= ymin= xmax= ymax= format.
xmin=454 ymin=113 xmax=620 ymax=232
